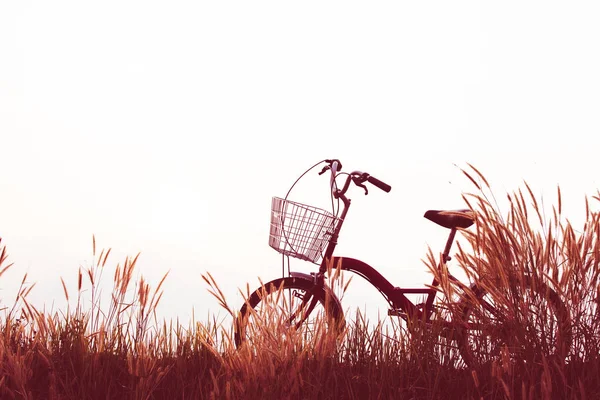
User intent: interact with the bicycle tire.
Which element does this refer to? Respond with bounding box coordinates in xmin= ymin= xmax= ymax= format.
xmin=458 ymin=277 xmax=572 ymax=368
xmin=234 ymin=276 xmax=345 ymax=349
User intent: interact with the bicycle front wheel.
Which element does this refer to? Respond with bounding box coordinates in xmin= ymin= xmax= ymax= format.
xmin=234 ymin=276 xmax=345 ymax=349
xmin=458 ymin=278 xmax=572 ymax=367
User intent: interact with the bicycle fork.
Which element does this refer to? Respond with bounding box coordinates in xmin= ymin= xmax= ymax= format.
xmin=287 ymin=271 xmax=337 ymax=330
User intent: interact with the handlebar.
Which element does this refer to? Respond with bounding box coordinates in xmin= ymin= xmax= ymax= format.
xmin=367 ymin=175 xmax=392 ymax=193
xmin=321 ymin=159 xmax=392 ymax=197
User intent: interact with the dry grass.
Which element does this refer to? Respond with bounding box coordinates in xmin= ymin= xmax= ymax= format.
xmin=1 ymin=169 xmax=600 ymax=399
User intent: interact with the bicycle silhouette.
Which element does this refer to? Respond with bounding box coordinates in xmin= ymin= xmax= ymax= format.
xmin=234 ymin=159 xmax=571 ymax=366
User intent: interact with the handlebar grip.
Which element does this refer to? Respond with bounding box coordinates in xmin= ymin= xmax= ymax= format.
xmin=367 ymin=175 xmax=392 ymax=192
xmin=327 ymin=159 xmax=342 ymax=172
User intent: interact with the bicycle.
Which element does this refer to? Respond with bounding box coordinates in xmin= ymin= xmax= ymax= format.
xmin=234 ymin=159 xmax=572 ymax=367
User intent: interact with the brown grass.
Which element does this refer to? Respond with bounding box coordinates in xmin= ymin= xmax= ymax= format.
xmin=1 ymin=169 xmax=600 ymax=399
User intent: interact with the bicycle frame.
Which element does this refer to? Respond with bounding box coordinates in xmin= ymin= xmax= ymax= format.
xmin=307 ymin=163 xmax=465 ymax=324
xmin=238 ymin=160 xmax=571 ymax=362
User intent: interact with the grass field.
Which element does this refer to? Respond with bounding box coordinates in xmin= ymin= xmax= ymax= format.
xmin=2 ymin=170 xmax=600 ymax=399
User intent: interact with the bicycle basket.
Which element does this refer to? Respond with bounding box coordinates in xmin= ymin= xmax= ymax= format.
xmin=269 ymin=197 xmax=342 ymax=264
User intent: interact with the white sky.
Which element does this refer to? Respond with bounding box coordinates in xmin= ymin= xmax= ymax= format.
xmin=1 ymin=1 xmax=600 ymax=326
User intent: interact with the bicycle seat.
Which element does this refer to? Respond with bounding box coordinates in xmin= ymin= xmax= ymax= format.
xmin=424 ymin=209 xmax=475 ymax=229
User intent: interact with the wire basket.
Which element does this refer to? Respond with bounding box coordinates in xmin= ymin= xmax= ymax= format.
xmin=269 ymin=197 xmax=342 ymax=264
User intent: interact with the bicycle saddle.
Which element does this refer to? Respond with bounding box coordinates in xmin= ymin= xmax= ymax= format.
xmin=424 ymin=209 xmax=475 ymax=229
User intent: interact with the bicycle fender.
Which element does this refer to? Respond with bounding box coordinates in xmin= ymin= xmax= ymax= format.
xmin=289 ymin=271 xmax=344 ymax=315
xmin=289 ymin=271 xmax=313 ymax=281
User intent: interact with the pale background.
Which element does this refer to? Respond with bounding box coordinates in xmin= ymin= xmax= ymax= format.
xmin=1 ymin=1 xmax=599 ymax=327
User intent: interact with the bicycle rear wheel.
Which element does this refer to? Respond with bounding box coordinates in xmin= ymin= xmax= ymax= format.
xmin=234 ymin=276 xmax=345 ymax=349
xmin=458 ymin=277 xmax=572 ymax=367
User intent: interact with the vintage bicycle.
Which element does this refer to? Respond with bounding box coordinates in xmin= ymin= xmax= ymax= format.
xmin=234 ymin=159 xmax=572 ymax=366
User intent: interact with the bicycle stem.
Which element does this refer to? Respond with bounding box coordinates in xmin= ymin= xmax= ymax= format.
xmin=314 ymin=163 xmax=354 ymax=278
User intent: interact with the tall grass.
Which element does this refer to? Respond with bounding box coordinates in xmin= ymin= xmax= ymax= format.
xmin=1 ymin=170 xmax=600 ymax=399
